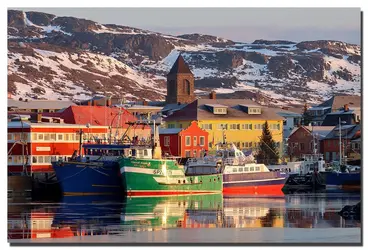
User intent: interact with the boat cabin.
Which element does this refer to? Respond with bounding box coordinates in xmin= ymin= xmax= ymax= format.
xmin=299 ymin=154 xmax=326 ymax=175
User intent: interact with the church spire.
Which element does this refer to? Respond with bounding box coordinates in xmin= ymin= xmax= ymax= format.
xmin=168 ymin=54 xmax=193 ymax=75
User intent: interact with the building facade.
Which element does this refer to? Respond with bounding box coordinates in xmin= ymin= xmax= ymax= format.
xmin=8 ymin=117 xmax=109 ymax=175
xmin=164 ymin=99 xmax=284 ymax=156
xmin=286 ymin=126 xmax=334 ymax=161
xmin=320 ymin=124 xmax=361 ymax=163
xmin=159 ymin=121 xmax=209 ymax=158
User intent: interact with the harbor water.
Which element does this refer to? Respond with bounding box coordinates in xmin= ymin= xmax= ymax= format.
xmin=8 ymin=191 xmax=361 ymax=244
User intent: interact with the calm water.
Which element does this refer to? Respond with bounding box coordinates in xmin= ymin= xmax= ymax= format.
xmin=8 ymin=191 xmax=361 ymax=244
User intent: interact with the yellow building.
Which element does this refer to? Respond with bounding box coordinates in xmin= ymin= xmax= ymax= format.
xmin=163 ymin=98 xmax=284 ymax=156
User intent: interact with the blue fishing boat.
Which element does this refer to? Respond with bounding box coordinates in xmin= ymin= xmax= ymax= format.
xmin=52 ymin=143 xmax=131 ymax=196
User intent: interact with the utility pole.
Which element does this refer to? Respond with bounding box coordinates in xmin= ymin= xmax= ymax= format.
xmin=339 ymin=117 xmax=342 ymax=166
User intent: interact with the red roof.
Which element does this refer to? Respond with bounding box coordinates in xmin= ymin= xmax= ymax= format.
xmin=58 ymin=106 xmax=144 ymax=129
xmin=9 ymin=106 xmax=148 ymax=129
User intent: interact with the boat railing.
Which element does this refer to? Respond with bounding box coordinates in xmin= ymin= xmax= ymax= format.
xmin=186 ymin=156 xmax=218 ymax=166
xmin=302 ymin=154 xmax=324 ymax=162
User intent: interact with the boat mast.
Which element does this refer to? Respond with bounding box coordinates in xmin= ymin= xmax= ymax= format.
xmin=152 ymin=118 xmax=162 ymax=159
xmin=77 ymin=129 xmax=84 ymax=156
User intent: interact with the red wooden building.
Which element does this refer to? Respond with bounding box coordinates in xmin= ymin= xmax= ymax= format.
xmin=320 ymin=124 xmax=361 ymax=163
xmin=287 ymin=126 xmax=334 ymax=161
xmin=159 ymin=121 xmax=208 ymax=158
xmin=8 ymin=116 xmax=109 ymax=175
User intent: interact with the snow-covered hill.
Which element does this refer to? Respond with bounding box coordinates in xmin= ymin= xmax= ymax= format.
xmin=8 ymin=10 xmax=361 ymax=106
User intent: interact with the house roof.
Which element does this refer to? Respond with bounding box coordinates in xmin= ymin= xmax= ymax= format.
xmin=168 ymin=54 xmax=193 ymax=75
xmin=8 ymin=120 xmax=108 ymax=129
xmin=307 ymin=126 xmax=335 ymax=138
xmin=8 ymin=99 xmax=75 ymax=110
xmin=162 ymin=103 xmax=188 ymax=113
xmin=156 ymin=128 xmax=183 ymax=135
xmin=164 ymin=99 xmax=284 ymax=122
xmin=32 ymin=106 xmax=147 ymax=129
xmin=321 ymin=112 xmax=357 ymax=126
xmin=309 ymin=106 xmax=331 ymax=111
xmin=288 ymin=126 xmax=334 ymax=138
xmin=323 ymin=125 xmax=361 ymax=140
xmin=271 ymin=107 xmax=303 ymax=117
xmin=318 ymin=95 xmax=361 ymax=110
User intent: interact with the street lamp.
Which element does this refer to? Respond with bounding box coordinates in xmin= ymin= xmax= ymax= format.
xmin=339 ymin=117 xmax=347 ymax=166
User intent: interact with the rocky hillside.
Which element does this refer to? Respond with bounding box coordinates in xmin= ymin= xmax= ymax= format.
xmin=8 ymin=10 xmax=361 ymax=106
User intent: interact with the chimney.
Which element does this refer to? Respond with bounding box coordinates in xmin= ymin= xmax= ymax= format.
xmin=344 ymin=104 xmax=349 ymax=112
xmin=209 ymin=91 xmax=216 ymax=100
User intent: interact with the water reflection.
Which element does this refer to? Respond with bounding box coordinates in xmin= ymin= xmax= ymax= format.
xmin=8 ymin=192 xmax=361 ymax=241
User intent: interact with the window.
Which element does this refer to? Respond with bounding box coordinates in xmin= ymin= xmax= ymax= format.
xmin=8 ymin=133 xmax=12 ymax=140
xmin=144 ymin=150 xmax=148 ymax=156
xmin=185 ymin=150 xmax=191 ymax=157
xmin=65 ymin=134 xmax=70 ymax=141
xmin=241 ymin=124 xmax=252 ymax=130
xmin=32 ymin=133 xmax=37 ymax=141
xmin=193 ymin=150 xmax=197 ymax=157
xmin=13 ymin=133 xmax=20 ymax=141
xmin=185 ymin=136 xmax=191 ymax=146
xmin=183 ymin=79 xmax=190 ymax=95
xmin=193 ymin=136 xmax=197 ymax=146
xmin=244 ymin=167 xmax=249 ymax=172
xmin=254 ymin=124 xmax=262 ymax=130
xmin=44 ymin=133 xmax=50 ymax=141
xmin=250 ymin=167 xmax=255 ymax=171
xmin=199 ymin=136 xmax=205 ymax=146
xmin=238 ymin=168 xmax=243 ymax=172
xmin=164 ymin=136 xmax=170 ymax=146
xmin=168 ymin=124 xmax=175 ymax=129
xmin=283 ymin=120 xmax=287 ymax=126
xmin=32 ymin=156 xmax=37 ymax=163
xmin=217 ymin=124 xmax=228 ymax=130
xmin=300 ymin=143 xmax=305 ymax=150
xmin=201 ymin=124 xmax=212 ymax=130
xmin=233 ymin=168 xmax=238 ymax=173
xmin=255 ymin=166 xmax=260 ymax=171
xmin=44 ymin=156 xmax=51 ymax=163
xmin=230 ymin=124 xmax=240 ymax=130
xmin=70 ymin=134 xmax=75 ymax=141
xmin=76 ymin=134 xmax=80 ymax=142
xmin=8 ymin=156 xmax=12 ymax=164
xmin=37 ymin=133 xmax=44 ymax=140
xmin=38 ymin=156 xmax=44 ymax=164
xmin=50 ymin=133 xmax=56 ymax=141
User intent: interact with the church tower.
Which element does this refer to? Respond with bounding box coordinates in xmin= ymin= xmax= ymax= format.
xmin=166 ymin=54 xmax=196 ymax=104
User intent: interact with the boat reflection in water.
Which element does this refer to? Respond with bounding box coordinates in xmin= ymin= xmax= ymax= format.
xmin=119 ymin=192 xmax=361 ymax=231
xmin=120 ymin=194 xmax=223 ymax=231
xmin=8 ymin=192 xmax=361 ymax=241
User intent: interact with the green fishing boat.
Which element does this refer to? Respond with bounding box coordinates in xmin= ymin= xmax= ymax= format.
xmin=119 ymin=120 xmax=223 ymax=197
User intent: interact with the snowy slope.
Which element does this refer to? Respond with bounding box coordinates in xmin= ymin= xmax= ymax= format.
xmin=7 ymin=10 xmax=361 ymax=105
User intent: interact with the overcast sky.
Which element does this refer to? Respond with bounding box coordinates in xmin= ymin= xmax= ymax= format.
xmin=12 ymin=8 xmax=361 ymax=44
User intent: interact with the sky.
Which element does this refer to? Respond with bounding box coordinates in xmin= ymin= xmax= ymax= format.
xmin=11 ymin=7 xmax=361 ymax=45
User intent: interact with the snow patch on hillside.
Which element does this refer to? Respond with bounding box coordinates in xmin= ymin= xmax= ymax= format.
xmin=23 ymin=12 xmax=72 ymax=36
